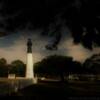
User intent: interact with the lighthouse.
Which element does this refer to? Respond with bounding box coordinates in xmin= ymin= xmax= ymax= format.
xmin=26 ymin=39 xmax=34 ymax=79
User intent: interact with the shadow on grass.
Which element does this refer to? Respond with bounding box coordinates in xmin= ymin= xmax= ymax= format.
xmin=3 ymin=80 xmax=100 ymax=99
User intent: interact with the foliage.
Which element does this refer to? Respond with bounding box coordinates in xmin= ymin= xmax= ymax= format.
xmin=0 ymin=58 xmax=8 ymax=77
xmin=34 ymin=55 xmax=82 ymax=81
xmin=10 ymin=60 xmax=26 ymax=77
xmin=83 ymin=54 xmax=100 ymax=74
xmin=0 ymin=58 xmax=7 ymax=66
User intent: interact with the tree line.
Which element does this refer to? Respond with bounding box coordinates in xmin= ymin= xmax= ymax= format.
xmin=0 ymin=59 xmax=25 ymax=77
xmin=0 ymin=54 xmax=100 ymax=80
xmin=34 ymin=54 xmax=100 ymax=81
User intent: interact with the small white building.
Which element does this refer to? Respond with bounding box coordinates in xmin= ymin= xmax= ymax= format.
xmin=8 ymin=74 xmax=16 ymax=79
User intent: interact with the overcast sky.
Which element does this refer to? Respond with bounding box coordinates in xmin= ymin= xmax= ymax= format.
xmin=0 ymin=0 xmax=100 ymax=64
xmin=0 ymin=28 xmax=100 ymax=64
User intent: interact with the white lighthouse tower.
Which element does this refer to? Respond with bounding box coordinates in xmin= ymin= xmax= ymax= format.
xmin=26 ymin=39 xmax=34 ymax=79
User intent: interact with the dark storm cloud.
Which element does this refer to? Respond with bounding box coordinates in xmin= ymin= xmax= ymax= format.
xmin=1 ymin=0 xmax=99 ymax=50
xmin=1 ymin=0 xmax=99 ymax=64
xmin=0 ymin=0 xmax=82 ymax=32
xmin=0 ymin=32 xmax=21 ymax=47
xmin=0 ymin=1 xmax=85 ymax=36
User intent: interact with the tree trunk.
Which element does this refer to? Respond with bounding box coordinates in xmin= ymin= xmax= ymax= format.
xmin=60 ymin=73 xmax=65 ymax=83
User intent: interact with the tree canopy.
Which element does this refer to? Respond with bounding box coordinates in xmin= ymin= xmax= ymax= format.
xmin=0 ymin=58 xmax=7 ymax=66
xmin=34 ymin=55 xmax=82 ymax=81
xmin=0 ymin=58 xmax=25 ymax=77
xmin=10 ymin=60 xmax=26 ymax=77
xmin=83 ymin=54 xmax=100 ymax=74
xmin=0 ymin=58 xmax=8 ymax=77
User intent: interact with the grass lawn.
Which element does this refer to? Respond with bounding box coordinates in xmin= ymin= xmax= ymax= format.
xmin=11 ymin=80 xmax=100 ymax=98
xmin=0 ymin=79 xmax=100 ymax=99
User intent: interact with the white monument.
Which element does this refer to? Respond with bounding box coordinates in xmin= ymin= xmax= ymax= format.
xmin=25 ymin=39 xmax=37 ymax=84
xmin=26 ymin=39 xmax=34 ymax=78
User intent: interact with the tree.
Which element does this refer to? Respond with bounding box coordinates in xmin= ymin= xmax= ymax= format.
xmin=0 ymin=58 xmax=8 ymax=77
xmin=0 ymin=58 xmax=7 ymax=66
xmin=10 ymin=60 xmax=25 ymax=77
xmin=34 ymin=55 xmax=81 ymax=82
xmin=83 ymin=54 xmax=100 ymax=74
xmin=71 ymin=61 xmax=82 ymax=74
